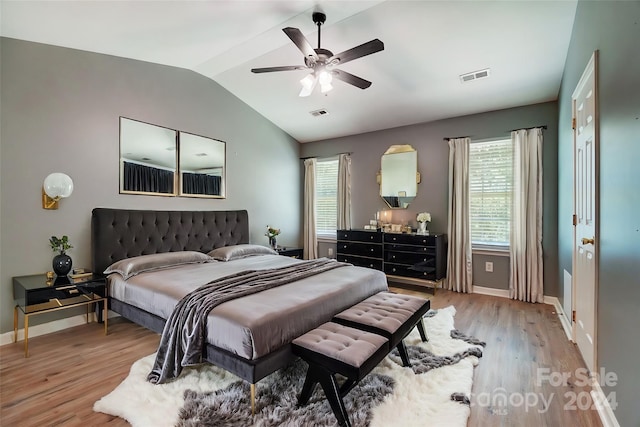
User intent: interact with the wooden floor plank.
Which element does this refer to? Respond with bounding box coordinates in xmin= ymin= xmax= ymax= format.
xmin=0 ymin=289 xmax=603 ymax=426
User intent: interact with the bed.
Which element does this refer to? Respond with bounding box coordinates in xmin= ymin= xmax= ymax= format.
xmin=91 ymin=208 xmax=389 ymax=389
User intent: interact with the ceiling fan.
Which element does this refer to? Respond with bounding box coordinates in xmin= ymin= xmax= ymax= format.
xmin=251 ymin=12 xmax=384 ymax=97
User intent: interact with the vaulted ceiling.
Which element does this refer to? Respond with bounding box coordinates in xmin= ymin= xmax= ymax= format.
xmin=1 ymin=1 xmax=577 ymax=142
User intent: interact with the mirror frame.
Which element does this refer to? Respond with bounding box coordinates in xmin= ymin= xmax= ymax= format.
xmin=377 ymin=144 xmax=420 ymax=209
xmin=119 ymin=117 xmax=226 ymax=199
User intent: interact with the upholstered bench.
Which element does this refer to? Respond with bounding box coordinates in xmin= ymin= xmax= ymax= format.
xmin=292 ymin=322 xmax=389 ymax=427
xmin=332 ymin=291 xmax=431 ymax=367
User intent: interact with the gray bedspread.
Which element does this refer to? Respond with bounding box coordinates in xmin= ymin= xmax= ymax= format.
xmin=147 ymin=258 xmax=349 ymax=384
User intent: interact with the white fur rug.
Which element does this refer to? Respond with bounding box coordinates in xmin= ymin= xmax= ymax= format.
xmin=94 ymin=306 xmax=482 ymax=426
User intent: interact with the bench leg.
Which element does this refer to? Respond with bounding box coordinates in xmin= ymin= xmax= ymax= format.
xmin=396 ymin=340 xmax=411 ymax=367
xmin=297 ymin=365 xmax=320 ymax=406
xmin=417 ymin=318 xmax=429 ymax=342
xmin=317 ymin=369 xmax=352 ymax=427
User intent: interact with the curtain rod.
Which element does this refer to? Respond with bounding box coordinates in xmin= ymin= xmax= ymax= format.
xmin=509 ymin=125 xmax=547 ymax=132
xmin=299 ymin=152 xmax=352 ymax=160
xmin=443 ymin=136 xmax=471 ymax=141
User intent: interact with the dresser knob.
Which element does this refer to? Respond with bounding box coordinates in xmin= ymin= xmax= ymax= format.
xmin=392 ymin=255 xmax=396 ymax=259
xmin=370 ymin=248 xmax=374 ymax=252
xmin=423 ymin=272 xmax=427 ymax=276
xmin=370 ymin=236 xmax=374 ymax=240
xmin=393 ymin=237 xmax=397 ymax=241
xmin=369 ymin=264 xmax=374 ymax=268
xmin=393 ymin=268 xmax=396 ymax=272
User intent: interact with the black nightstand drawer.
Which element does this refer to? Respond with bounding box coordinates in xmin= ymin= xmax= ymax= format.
xmin=277 ymin=248 xmax=303 ymax=259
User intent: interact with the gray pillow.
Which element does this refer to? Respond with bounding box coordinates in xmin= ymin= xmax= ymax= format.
xmin=208 ymin=244 xmax=277 ymax=261
xmin=104 ymin=251 xmax=212 ymax=280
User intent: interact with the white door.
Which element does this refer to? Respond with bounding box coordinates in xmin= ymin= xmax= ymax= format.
xmin=572 ymin=51 xmax=599 ymax=373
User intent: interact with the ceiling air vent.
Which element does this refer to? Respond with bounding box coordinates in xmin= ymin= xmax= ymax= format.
xmin=309 ymin=109 xmax=328 ymax=117
xmin=459 ymin=68 xmax=491 ymax=83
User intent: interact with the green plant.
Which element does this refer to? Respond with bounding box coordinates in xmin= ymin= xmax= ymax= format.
xmin=49 ymin=235 xmax=73 ymax=254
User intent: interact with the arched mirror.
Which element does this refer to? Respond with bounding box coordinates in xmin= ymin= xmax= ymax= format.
xmin=377 ymin=144 xmax=420 ymax=209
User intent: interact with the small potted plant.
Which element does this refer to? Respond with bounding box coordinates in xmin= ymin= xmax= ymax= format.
xmin=265 ymin=226 xmax=281 ymax=249
xmin=49 ymin=235 xmax=73 ymax=276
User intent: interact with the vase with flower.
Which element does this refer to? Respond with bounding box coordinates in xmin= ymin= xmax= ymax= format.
xmin=49 ymin=235 xmax=73 ymax=276
xmin=265 ymin=226 xmax=281 ymax=249
xmin=416 ymin=212 xmax=431 ymax=235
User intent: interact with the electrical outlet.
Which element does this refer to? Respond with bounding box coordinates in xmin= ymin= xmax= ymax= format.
xmin=328 ymin=248 xmax=334 ymax=256
xmin=485 ymin=262 xmax=494 ymax=273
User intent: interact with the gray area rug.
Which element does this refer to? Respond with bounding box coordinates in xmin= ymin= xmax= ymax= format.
xmin=177 ymin=311 xmax=486 ymax=427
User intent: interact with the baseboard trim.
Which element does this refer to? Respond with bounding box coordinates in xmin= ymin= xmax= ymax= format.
xmin=544 ymin=296 xmax=573 ymax=342
xmin=0 ymin=311 xmax=119 ymax=347
xmin=591 ymin=379 xmax=621 ymax=427
xmin=473 ymin=285 xmax=510 ymax=298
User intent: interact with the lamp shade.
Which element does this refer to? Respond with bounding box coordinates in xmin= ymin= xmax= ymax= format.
xmin=43 ymin=173 xmax=74 ymax=199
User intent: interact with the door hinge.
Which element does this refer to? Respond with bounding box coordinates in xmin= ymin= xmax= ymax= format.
xmin=572 ymin=310 xmax=576 ymax=322
xmin=572 ymin=117 xmax=576 ymax=130
xmin=573 ymin=214 xmax=577 ymax=226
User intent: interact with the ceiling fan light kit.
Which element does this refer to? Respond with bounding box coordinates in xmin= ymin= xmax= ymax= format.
xmin=251 ymin=12 xmax=384 ymax=97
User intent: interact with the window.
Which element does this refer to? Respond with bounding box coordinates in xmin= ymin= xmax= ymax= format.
xmin=469 ymin=138 xmax=513 ymax=248
xmin=315 ymin=158 xmax=339 ymax=237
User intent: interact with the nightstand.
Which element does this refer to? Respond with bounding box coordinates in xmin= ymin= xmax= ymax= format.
xmin=13 ymin=273 xmax=108 ymax=357
xmin=276 ymin=248 xmax=303 ymax=259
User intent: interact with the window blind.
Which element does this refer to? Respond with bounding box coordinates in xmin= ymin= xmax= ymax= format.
xmin=315 ymin=158 xmax=339 ymax=236
xmin=469 ymin=139 xmax=513 ymax=247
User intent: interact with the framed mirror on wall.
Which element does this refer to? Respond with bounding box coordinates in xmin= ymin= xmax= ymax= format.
xmin=120 ymin=117 xmax=178 ymax=196
xmin=179 ymin=132 xmax=226 ymax=198
xmin=119 ymin=117 xmax=226 ymax=199
xmin=378 ymin=144 xmax=420 ymax=209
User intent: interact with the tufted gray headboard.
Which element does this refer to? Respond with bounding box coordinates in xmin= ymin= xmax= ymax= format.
xmin=91 ymin=208 xmax=249 ymax=274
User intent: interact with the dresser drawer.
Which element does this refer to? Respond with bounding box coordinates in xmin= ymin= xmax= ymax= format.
xmin=337 ymin=255 xmax=383 ymax=271
xmin=337 ymin=241 xmax=383 ymax=258
xmin=385 ymin=251 xmax=432 ymax=265
xmin=337 ymin=230 xmax=382 ymax=243
xmin=383 ymin=233 xmax=435 ymax=246
xmin=384 ymin=243 xmax=436 ymax=255
xmin=384 ymin=262 xmax=436 ymax=280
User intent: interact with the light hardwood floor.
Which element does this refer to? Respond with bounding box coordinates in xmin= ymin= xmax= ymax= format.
xmin=0 ymin=288 xmax=603 ymax=427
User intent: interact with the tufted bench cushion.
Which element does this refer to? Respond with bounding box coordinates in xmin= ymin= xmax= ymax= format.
xmin=292 ymin=322 xmax=389 ymax=427
xmin=333 ymin=291 xmax=430 ymax=367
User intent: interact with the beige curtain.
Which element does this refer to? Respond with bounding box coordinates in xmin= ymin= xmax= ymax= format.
xmin=303 ymin=158 xmax=318 ymax=260
xmin=337 ymin=154 xmax=352 ymax=230
xmin=510 ymin=128 xmax=544 ymax=302
xmin=446 ymin=138 xmax=473 ymax=293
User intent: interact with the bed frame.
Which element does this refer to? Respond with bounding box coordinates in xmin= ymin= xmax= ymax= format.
xmin=91 ymin=208 xmax=296 ymax=386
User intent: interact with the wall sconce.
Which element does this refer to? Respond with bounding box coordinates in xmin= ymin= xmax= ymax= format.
xmin=42 ymin=173 xmax=74 ymax=210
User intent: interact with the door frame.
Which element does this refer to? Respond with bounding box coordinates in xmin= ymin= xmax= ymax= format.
xmin=571 ymin=50 xmax=599 ymax=372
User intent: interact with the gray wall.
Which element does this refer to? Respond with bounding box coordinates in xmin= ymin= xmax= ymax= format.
xmin=0 ymin=38 xmax=301 ymax=333
xmin=301 ymin=102 xmax=559 ymax=294
xmin=557 ymin=2 xmax=640 ymax=426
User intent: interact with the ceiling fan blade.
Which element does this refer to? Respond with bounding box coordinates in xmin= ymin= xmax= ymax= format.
xmin=328 ymin=39 xmax=384 ymax=66
xmin=283 ymin=27 xmax=318 ymax=60
xmin=332 ymin=69 xmax=372 ymax=89
xmin=251 ymin=65 xmax=307 ymax=73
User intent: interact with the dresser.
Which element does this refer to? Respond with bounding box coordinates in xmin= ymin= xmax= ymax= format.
xmin=337 ymin=230 xmax=447 ymax=292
